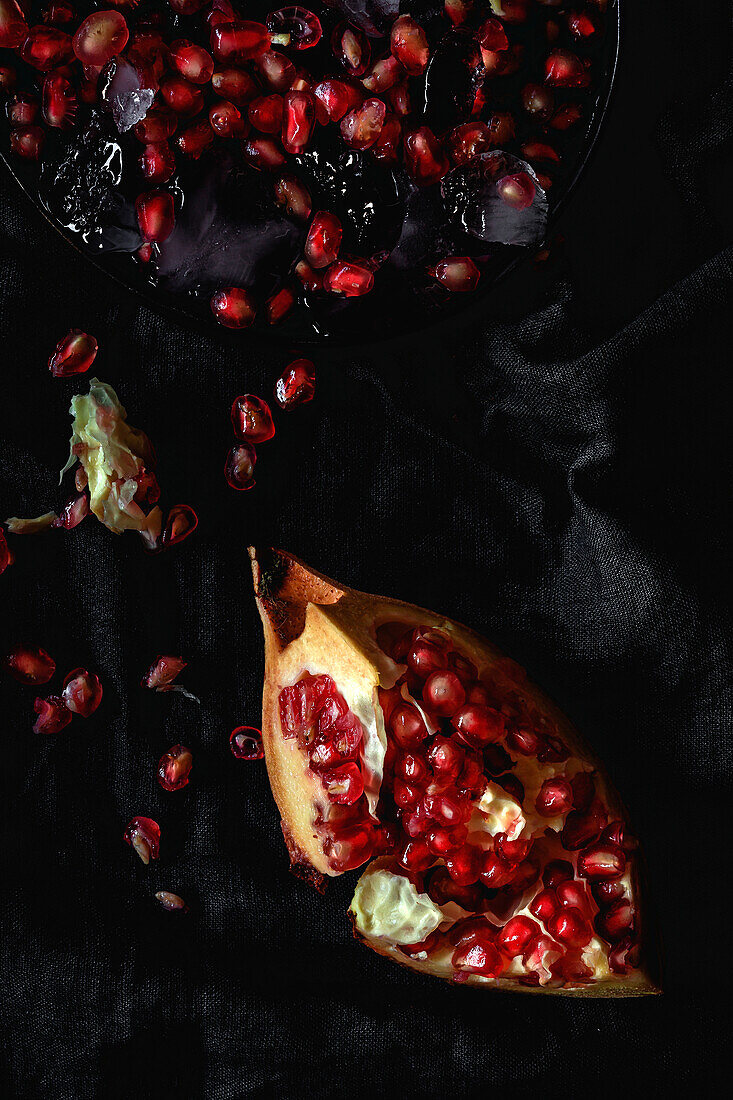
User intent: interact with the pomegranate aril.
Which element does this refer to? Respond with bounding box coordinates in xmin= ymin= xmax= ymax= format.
xmin=423 ymin=670 xmax=466 ymax=716
xmin=257 ymin=51 xmax=295 ymax=93
xmin=139 ymin=141 xmax=176 ymax=185
xmin=577 ymin=842 xmax=626 ymax=881
xmin=445 ymin=845 xmax=480 ymax=885
xmin=161 ymin=76 xmax=205 ymax=117
xmin=332 ymin=21 xmax=370 ymax=78
xmin=389 ymin=703 xmax=428 ymax=749
xmin=230 ymin=395 xmax=275 ymax=443
xmin=33 ymin=695 xmax=72 ymax=735
xmin=210 ymin=21 xmax=270 ymax=63
xmin=157 ymin=744 xmax=193 ymax=791
xmin=446 ymin=121 xmax=493 ymax=166
xmin=243 ymin=136 xmax=287 ymax=170
xmin=0 ymin=66 xmax=17 ymax=96
xmin=264 ymin=286 xmax=294 ymax=324
xmin=496 ymin=172 xmax=536 ymax=212
xmin=398 ymin=837 xmax=434 ymax=872
xmin=592 ymin=879 xmax=625 ymax=907
xmin=561 ymin=798 xmax=608 ymax=850
xmin=142 ymin=655 xmax=187 ymax=691
xmin=124 ymin=816 xmax=160 ymax=864
xmin=340 ymin=97 xmax=385 ymax=151
xmin=170 ymin=40 xmax=214 ymax=84
xmin=7 ymin=93 xmax=39 ymax=127
xmin=211 ymin=288 xmax=256 ymax=330
xmin=479 ymin=16 xmax=509 ymax=51
xmin=248 ymin=94 xmax=284 ymax=134
xmin=224 ymin=443 xmax=256 ymax=491
xmin=498 ymin=915 xmax=539 ymax=957
xmin=161 ymin=505 xmax=198 ymax=547
xmin=209 ymin=100 xmax=246 ymax=137
xmin=155 ymin=891 xmax=188 ymax=913
xmin=274 ymin=358 xmax=315 ymax=410
xmin=530 ymin=887 xmax=560 ymax=924
xmin=362 ymin=56 xmax=402 ymax=95
xmin=535 ymin=776 xmax=574 ymax=817
xmin=430 ymin=257 xmax=480 ymax=293
xmin=551 ymin=103 xmax=583 ymax=131
xmin=282 ymin=89 xmax=314 ymax=154
xmin=452 ymin=931 xmax=504 ymax=978
xmin=427 ymin=735 xmax=464 ymax=780
xmin=230 ymin=725 xmax=264 ymax=760
xmin=521 ymin=82 xmax=554 ymax=119
xmin=8 ymin=124 xmax=45 ymax=160
xmin=266 ymin=7 xmax=321 ymax=50
xmin=72 ymin=11 xmax=128 ymax=67
xmin=427 ymin=824 xmax=467 ymax=856
xmin=387 ymin=82 xmax=410 ymax=117
xmin=321 ymin=762 xmax=364 ymax=805
xmin=543 ymin=859 xmax=574 ymax=888
xmin=0 ymin=529 xmax=12 ymax=574
xmin=313 ymin=78 xmax=362 ymax=122
xmin=0 ymin=0 xmax=27 ymax=49
xmin=390 ymin=15 xmax=429 ymax=76
xmin=323 ymin=822 xmax=373 ymax=872
xmin=323 ymin=260 xmax=373 ymax=297
xmin=545 ymin=49 xmax=589 ymax=88
xmin=42 ymin=73 xmax=76 ymax=128
xmin=451 ymin=703 xmax=504 ymax=747
xmin=555 ymin=879 xmax=591 ymax=915
xmin=212 ymin=68 xmax=258 ymax=105
xmin=48 ymin=329 xmax=98 ymax=378
xmin=609 ymin=936 xmax=640 ymax=976
xmin=134 ymin=107 xmax=177 ymax=144
xmin=404 ymin=126 xmax=449 ymax=187
xmin=3 ymin=645 xmax=55 ymax=685
xmin=60 ymin=668 xmax=102 ymax=717
xmin=21 ymin=26 xmax=73 ymax=71
xmin=136 ymin=190 xmax=175 ymax=243
xmin=406 ymin=637 xmax=446 ymax=678
xmin=176 ymin=121 xmax=215 ymax=158
xmin=596 ymin=897 xmax=634 ymax=942
xmin=548 ymin=906 xmax=592 ymax=948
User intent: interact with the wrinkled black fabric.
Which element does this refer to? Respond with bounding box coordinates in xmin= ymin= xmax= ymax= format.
xmin=1 ymin=2 xmax=731 ymax=1096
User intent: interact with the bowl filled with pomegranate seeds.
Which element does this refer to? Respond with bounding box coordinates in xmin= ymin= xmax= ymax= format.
xmin=0 ymin=0 xmax=619 ymax=341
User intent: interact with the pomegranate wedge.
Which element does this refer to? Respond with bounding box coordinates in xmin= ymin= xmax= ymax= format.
xmin=251 ymin=548 xmax=659 ymax=996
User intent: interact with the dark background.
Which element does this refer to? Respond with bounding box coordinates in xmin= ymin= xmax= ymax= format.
xmin=1 ymin=1 xmax=731 ymax=1096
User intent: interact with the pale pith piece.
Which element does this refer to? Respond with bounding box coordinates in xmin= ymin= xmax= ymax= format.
xmin=251 ymin=547 xmax=660 ymax=995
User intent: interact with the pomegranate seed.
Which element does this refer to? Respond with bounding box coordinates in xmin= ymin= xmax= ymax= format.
xmin=427 ymin=824 xmax=467 ymax=856
xmin=551 ymin=103 xmax=583 ymax=131
xmin=266 ymin=8 xmax=322 ymax=50
xmin=479 ymin=16 xmax=509 ymax=51
xmin=139 ymin=141 xmax=176 ymax=185
xmin=323 ymin=822 xmax=374 ymax=872
xmin=497 ymin=916 xmax=539 ymax=957
xmin=323 ymin=260 xmax=373 ymax=297
xmin=340 ymin=97 xmax=385 ymax=151
xmin=452 ymin=931 xmax=504 ymax=978
xmin=387 ymin=82 xmax=410 ymax=117
xmin=176 ymin=121 xmax=215 ymax=158
xmin=521 ymin=82 xmax=554 ymax=120
xmin=488 ymin=0 xmax=527 ymax=23
xmin=61 ymin=668 xmax=102 ymax=717
xmin=230 ymin=725 xmax=264 ymax=760
xmin=212 ymin=68 xmax=258 ymax=104
xmin=390 ymin=15 xmax=429 ymax=76
xmin=592 ymin=880 xmax=626 ymax=908
xmin=7 ymin=93 xmax=40 ymax=126
xmin=9 ymin=124 xmax=45 ymax=159
xmin=427 ymin=736 xmax=464 ymax=779
xmin=230 ymin=395 xmax=275 ymax=443
xmin=479 ymin=849 xmax=515 ymax=888
xmin=42 ymin=72 xmax=76 ymax=128
xmin=33 ymin=695 xmax=72 ymax=734
xmin=608 ymin=936 xmax=640 ymax=975
xmin=248 ymin=93 xmax=284 ymax=134
xmin=535 ymin=777 xmax=574 ymax=817
xmin=135 ymin=191 xmax=175 ymax=243
xmin=568 ymin=12 xmax=596 ymax=39
xmin=429 ymin=257 xmax=480 ymax=293
xmin=444 ymin=0 xmax=471 ymax=26
xmin=142 ymin=655 xmax=187 ymax=691
xmin=423 ymin=670 xmax=466 ymax=716
xmin=274 ymin=358 xmax=315 ymax=410
xmin=211 ymin=288 xmax=256 ymax=330
xmin=282 ymin=89 xmax=314 ymax=153
xmin=124 ymin=816 xmax=160 ymax=864
xmin=303 ymin=212 xmax=342 ymax=271
xmin=170 ymin=39 xmax=214 ymax=84
xmin=134 ymin=107 xmax=177 ymax=144
xmin=3 ymin=644 xmax=55 ymax=684
xmin=157 ymin=743 xmax=193 ymax=791
xmin=210 ymin=21 xmax=270 ymax=63
xmin=545 ymin=49 xmax=589 ymax=88
xmin=155 ymin=891 xmax=188 ymax=912
xmin=543 ymin=859 xmax=574 ymax=888
xmin=398 ymin=836 xmax=434 ymax=872
xmin=555 ymin=879 xmax=591 ymax=914
xmin=407 ymin=638 xmax=448 ymax=678
xmin=548 ymin=906 xmax=592 ymax=948
xmin=445 ymin=845 xmax=480 ymax=885
xmin=596 ymin=897 xmax=634 ymax=942
xmin=451 ymin=703 xmax=504 ymax=747
xmin=243 ymin=136 xmax=287 ymax=170
xmin=561 ymin=798 xmax=608 ymax=850
xmin=48 ymin=329 xmax=98 ymax=378
xmin=372 ymin=113 xmax=401 ymax=162
xmin=395 ymin=749 xmax=429 ymax=786
xmin=161 ymin=505 xmax=198 ymax=547
xmin=132 ymin=469 xmax=160 ymax=509
xmin=577 ymin=842 xmax=626 ymax=880
xmin=0 ymin=65 xmax=18 ymax=95
xmin=446 ymin=121 xmax=493 ymax=166
xmin=208 ymin=99 xmax=245 ymax=137
xmin=403 ymin=126 xmax=449 ymax=187
xmin=21 ymin=26 xmax=73 ymax=71
xmin=313 ymin=78 xmax=362 ymax=122
xmin=224 ymin=442 xmax=257 ymax=490
xmin=362 ymin=56 xmax=402 ymax=94
xmin=393 ymin=777 xmax=422 ymax=809
xmin=257 ymin=50 xmax=296 ymax=93
xmin=0 ymin=529 xmax=12 ymax=574
xmin=0 ymin=0 xmax=27 ymax=49
xmin=72 ymin=11 xmax=128 ymax=67
xmin=529 ymin=887 xmax=560 ymax=924
xmin=389 ymin=703 xmax=428 ymax=748
xmin=161 ymin=75 xmax=204 ymax=117
xmin=272 ymin=175 xmax=311 ymax=223
xmin=496 ymin=172 xmax=536 ymax=211
xmin=522 ymin=141 xmax=560 ymax=165
xmin=321 ymin=762 xmax=364 ymax=805
xmin=331 ymin=21 xmax=370 ymax=78
xmin=265 ymin=286 xmax=295 ymax=324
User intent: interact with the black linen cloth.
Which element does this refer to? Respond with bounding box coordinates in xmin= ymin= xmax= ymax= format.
xmin=1 ymin=2 xmax=731 ymax=1096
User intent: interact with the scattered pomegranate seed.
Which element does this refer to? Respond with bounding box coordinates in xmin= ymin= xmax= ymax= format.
xmin=429 ymin=257 xmax=480 ymax=293
xmin=48 ymin=329 xmax=98 ymax=378
xmin=224 ymin=443 xmax=257 ymax=491
xmin=273 ymin=174 xmax=312 ymax=221
xmin=230 ymin=395 xmax=275 ymax=443
xmin=0 ymin=0 xmax=27 ymax=50
xmin=134 ymin=107 xmax=177 ymax=144
xmin=212 ymin=67 xmax=258 ymax=104
xmin=21 ymin=26 xmax=73 ymax=71
xmin=403 ymin=126 xmax=449 ymax=186
xmin=33 ymin=695 xmax=72 ymax=734
xmin=274 ymin=358 xmax=315 ymax=410
xmin=211 ymin=287 xmax=256 ymax=329
xmin=496 ymin=172 xmax=536 ymax=211
xmin=0 ymin=65 xmax=18 ymax=95
xmin=551 ymin=103 xmax=583 ymax=131
xmin=139 ymin=141 xmax=176 ymax=185
xmin=497 ymin=915 xmax=539 ymax=957
xmin=281 ymin=89 xmax=314 ymax=154
xmin=211 ymin=21 xmax=271 ymax=63
xmin=304 ymin=211 xmax=342 ymax=270
xmin=340 ymin=98 xmax=385 ymax=150
xmin=161 ymin=505 xmax=198 ymax=548
xmin=135 ymin=191 xmax=175 ymax=243
xmin=160 ymin=74 xmax=205 ymax=116
xmin=267 ymin=7 xmax=322 ymax=50
xmin=313 ymin=78 xmax=361 ymax=122
xmin=124 ymin=816 xmax=160 ymax=864
xmin=170 ymin=39 xmax=214 ymax=84
xmin=3 ymin=644 xmax=55 ymax=684
xmin=142 ymin=655 xmax=187 ymax=691
xmin=331 ymin=21 xmax=370 ymax=77
xmin=265 ymin=286 xmax=295 ymax=324
xmin=323 ymin=260 xmax=374 ymax=297
xmin=155 ymin=890 xmax=189 ymax=912
xmin=568 ymin=12 xmax=596 ymax=39
xmin=248 ymin=93 xmax=284 ymax=134
xmin=242 ymin=136 xmax=287 ymax=170
xmin=230 ymin=725 xmax=264 ymax=760
xmin=72 ymin=11 xmax=129 ymax=67
xmin=10 ymin=125 xmax=46 ymax=160
xmin=158 ymin=743 xmax=193 ymax=791
xmin=390 ymin=16 xmax=429 ymax=76
xmin=545 ymin=49 xmax=589 ymax=88
xmin=176 ymin=120 xmax=215 ymax=158
xmin=257 ymin=50 xmax=296 ymax=93
xmin=61 ymin=668 xmax=102 ymax=716
xmin=42 ymin=72 xmax=77 ymax=128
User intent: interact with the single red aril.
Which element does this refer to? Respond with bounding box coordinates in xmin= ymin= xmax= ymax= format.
xmin=21 ymin=26 xmax=73 ymax=71
xmin=72 ymin=11 xmax=128 ymax=67
xmin=548 ymin=906 xmax=592 ymax=948
xmin=313 ymin=78 xmax=362 ymax=122
xmin=209 ymin=99 xmax=246 ymax=137
xmin=176 ymin=121 xmax=215 ymax=158
xmin=451 ymin=703 xmax=504 ymax=748
xmin=155 ymin=891 xmax=189 ymax=912
xmin=124 ymin=816 xmax=160 ymax=864
xmin=265 ymin=286 xmax=295 ymax=324
xmin=211 ymin=288 xmax=256 ymax=329
xmin=139 ymin=141 xmax=176 ymax=185
xmin=248 ymin=94 xmax=284 ymax=134
xmin=210 ymin=21 xmax=270 ymax=63
xmin=427 ymin=735 xmax=464 ymax=780
xmin=592 ymin=879 xmax=625 ymax=907
xmin=230 ymin=725 xmax=264 ymax=760
xmin=0 ymin=0 xmax=27 ymax=49
xmin=3 ymin=645 xmax=55 ymax=684
xmin=522 ymin=141 xmax=560 ymax=165
xmin=387 ymin=82 xmax=410 ymax=117
xmin=390 ymin=15 xmax=429 ymax=76
xmin=170 ymin=39 xmax=214 ymax=84
xmin=323 ymin=260 xmax=374 ymax=297
xmin=495 ymin=833 xmax=532 ymax=864
xmin=212 ymin=67 xmax=258 ymax=104
xmin=407 ymin=637 xmax=448 ymax=678
xmin=135 ymin=191 xmax=175 ymax=243
xmin=340 ymin=97 xmax=385 ymax=151
xmin=323 ymin=823 xmax=374 ymax=872
xmin=445 ymin=845 xmax=480 ymax=885
xmin=304 ymin=213 xmax=342 ymax=270
xmin=521 ymin=82 xmax=554 ymax=119
xmin=479 ymin=849 xmax=516 ymax=888
xmin=556 ymin=879 xmax=591 ymax=915
xmin=389 ymin=703 xmax=428 ymax=749
xmin=596 ymin=898 xmax=634 ymax=942
xmin=321 ymin=762 xmax=364 ymax=805
xmin=545 ymin=49 xmax=589 ymax=88
xmin=609 ymin=937 xmax=640 ymax=975
xmin=160 ymin=75 xmax=204 ymax=116
xmin=243 ymin=136 xmax=287 ymax=170
xmin=134 ymin=107 xmax=177 ymax=144
xmin=230 ymin=395 xmax=275 ymax=443
xmin=489 ymin=0 xmax=527 ymax=23
xmin=543 ymin=859 xmax=574 ymax=888
xmin=577 ymin=842 xmax=626 ymax=880
xmin=50 ymin=493 xmax=89 ymax=532
xmin=394 ymin=748 xmax=429 ymax=786
xmin=7 ymin=93 xmax=39 ymax=127
xmin=275 ymin=359 xmax=315 ymax=410
xmin=331 ymin=21 xmax=370 ymax=78
xmin=398 ymin=836 xmax=434 ymax=872
xmin=535 ymin=776 xmax=574 ymax=817
xmin=257 ymin=51 xmax=296 ymax=93
xmin=61 ymin=668 xmax=102 ymax=717
xmin=530 ymin=887 xmax=560 ymax=924
xmin=427 ymin=824 xmax=467 ymax=856
xmin=142 ymin=655 xmax=186 ymax=691
xmin=372 ymin=113 xmax=402 ymax=163
xmin=452 ymin=931 xmax=504 ymax=978
xmin=158 ymin=743 xmax=193 ymax=791
xmin=560 ymin=798 xmax=608 ymax=850
xmin=498 ymin=916 xmax=540 ymax=957
xmin=423 ymin=670 xmax=466 ymax=716
xmin=479 ymin=16 xmax=509 ymax=51
xmin=266 ymin=8 xmax=322 ymax=50
xmin=48 ymin=329 xmax=98 ymax=377
xmin=362 ymin=56 xmax=402 ymax=94
xmin=430 ymin=257 xmax=480 ymax=293
xmin=403 ymin=126 xmax=449 ymax=187
xmin=496 ymin=172 xmax=536 ymax=211
xmin=551 ymin=103 xmax=583 ymax=131
xmin=42 ymin=72 xmax=77 ymax=128
xmin=133 ymin=469 xmax=160 ymax=509
xmin=0 ymin=66 xmax=18 ymax=95
xmin=446 ymin=121 xmax=492 ymax=165
xmin=33 ymin=695 xmax=72 ymax=734
xmin=282 ymin=89 xmax=314 ymax=153
xmin=161 ymin=505 xmax=198 ymax=547
xmin=569 ymin=12 xmax=596 ymax=39
xmin=224 ymin=443 xmax=257 ymax=491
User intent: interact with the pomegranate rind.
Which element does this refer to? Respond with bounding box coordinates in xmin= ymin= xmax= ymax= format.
xmin=250 ymin=547 xmax=660 ymax=995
